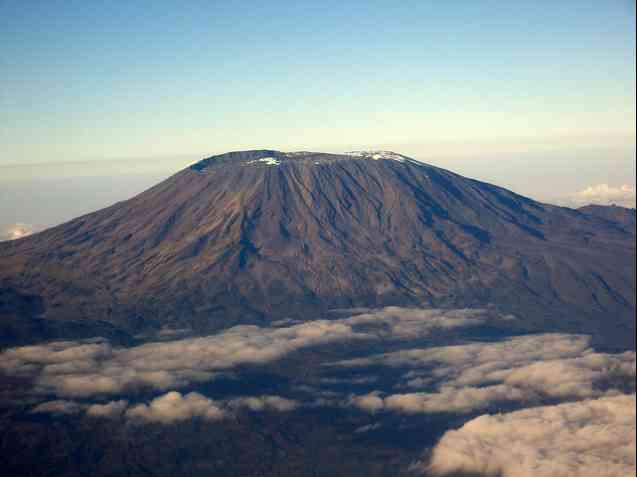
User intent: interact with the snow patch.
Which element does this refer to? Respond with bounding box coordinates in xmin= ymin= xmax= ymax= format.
xmin=345 ymin=151 xmax=417 ymax=164
xmin=259 ymin=157 xmax=281 ymax=166
xmin=246 ymin=157 xmax=281 ymax=166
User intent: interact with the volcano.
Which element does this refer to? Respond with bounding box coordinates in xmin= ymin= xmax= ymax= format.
xmin=1 ymin=150 xmax=635 ymax=347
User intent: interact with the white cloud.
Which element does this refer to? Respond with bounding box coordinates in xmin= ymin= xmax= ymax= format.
xmin=340 ymin=334 xmax=636 ymax=414
xmin=333 ymin=333 xmax=592 ymax=370
xmin=123 ymin=392 xmax=297 ymax=424
xmin=85 ymin=400 xmax=129 ymax=419
xmin=227 ymin=395 xmax=298 ymax=412
xmin=347 ymin=392 xmax=385 ymax=413
xmin=347 ymin=386 xmax=527 ymax=415
xmin=31 ymin=392 xmax=298 ymax=423
xmin=125 ymin=391 xmax=225 ymax=424
xmin=386 ymin=385 xmax=527 ymax=414
xmin=0 ymin=223 xmax=39 ymax=241
xmin=0 ymin=307 xmax=503 ymax=399
xmin=31 ymin=400 xmax=84 ymax=415
xmin=568 ymin=183 xmax=636 ymax=208
xmin=342 ymin=308 xmax=514 ymax=339
xmin=426 ymin=394 xmax=636 ymax=477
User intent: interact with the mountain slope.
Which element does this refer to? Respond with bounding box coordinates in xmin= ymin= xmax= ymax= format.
xmin=1 ymin=150 xmax=635 ymax=347
xmin=578 ymin=204 xmax=636 ymax=232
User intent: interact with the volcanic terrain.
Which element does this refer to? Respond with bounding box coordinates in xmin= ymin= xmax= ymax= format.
xmin=1 ymin=150 xmax=635 ymax=348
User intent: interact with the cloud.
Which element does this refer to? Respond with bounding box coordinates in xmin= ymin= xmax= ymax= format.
xmin=0 ymin=223 xmax=39 ymax=241
xmin=333 ymin=333 xmax=593 ymax=370
xmin=425 ymin=394 xmax=636 ymax=477
xmin=340 ymin=334 xmax=635 ymax=414
xmin=31 ymin=392 xmax=298 ymax=423
xmin=0 ymin=307 xmax=503 ymax=399
xmin=85 ymin=400 xmax=129 ymax=419
xmin=347 ymin=392 xmax=385 ymax=413
xmin=386 ymin=386 xmax=527 ymax=414
xmin=125 ymin=391 xmax=225 ymax=424
xmin=347 ymin=386 xmax=527 ymax=415
xmin=342 ymin=308 xmax=514 ymax=339
xmin=227 ymin=395 xmax=298 ymax=412
xmin=568 ymin=183 xmax=636 ymax=208
xmin=31 ymin=400 xmax=84 ymax=415
xmin=124 ymin=392 xmax=297 ymax=424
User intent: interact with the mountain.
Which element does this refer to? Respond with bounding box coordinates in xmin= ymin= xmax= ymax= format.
xmin=578 ymin=204 xmax=636 ymax=232
xmin=1 ymin=150 xmax=635 ymax=348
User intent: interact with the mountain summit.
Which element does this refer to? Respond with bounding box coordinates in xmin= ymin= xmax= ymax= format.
xmin=1 ymin=150 xmax=635 ymax=347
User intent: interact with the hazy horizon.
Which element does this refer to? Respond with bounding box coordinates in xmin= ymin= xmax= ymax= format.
xmin=2 ymin=143 xmax=635 ymax=241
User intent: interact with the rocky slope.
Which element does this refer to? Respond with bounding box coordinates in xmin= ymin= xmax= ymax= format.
xmin=1 ymin=150 xmax=635 ymax=347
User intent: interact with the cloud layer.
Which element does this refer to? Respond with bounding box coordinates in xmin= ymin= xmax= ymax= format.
xmin=426 ymin=394 xmax=636 ymax=477
xmin=0 ymin=307 xmax=502 ymax=399
xmin=569 ymin=183 xmax=636 ymax=208
xmin=339 ymin=334 xmax=636 ymax=414
xmin=31 ymin=392 xmax=299 ymax=424
xmin=6 ymin=302 xmax=635 ymax=477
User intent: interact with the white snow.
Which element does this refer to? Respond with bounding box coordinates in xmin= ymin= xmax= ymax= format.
xmin=345 ymin=151 xmax=417 ymax=163
xmin=258 ymin=157 xmax=281 ymax=165
xmin=241 ymin=151 xmax=422 ymax=167
xmin=246 ymin=157 xmax=281 ymax=166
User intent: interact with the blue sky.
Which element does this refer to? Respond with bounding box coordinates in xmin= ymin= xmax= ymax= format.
xmin=0 ymin=1 xmax=635 ymax=235
xmin=2 ymin=1 xmax=634 ymax=161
